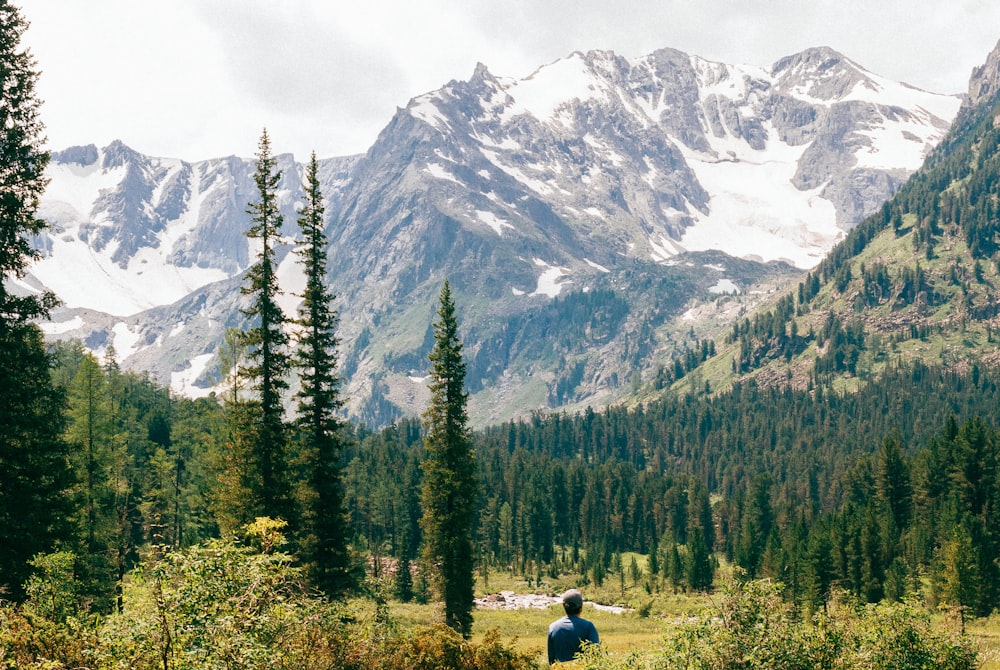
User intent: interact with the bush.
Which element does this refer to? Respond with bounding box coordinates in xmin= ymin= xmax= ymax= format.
xmin=0 ymin=519 xmax=535 ymax=670
xmin=0 ymin=605 xmax=96 ymax=669
xmin=376 ymin=625 xmax=535 ymax=670
xmin=577 ymin=579 xmax=978 ymax=670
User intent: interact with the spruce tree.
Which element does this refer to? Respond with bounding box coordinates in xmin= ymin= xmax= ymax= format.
xmin=0 ymin=324 xmax=73 ymax=600
xmin=232 ymin=129 xmax=293 ymax=526
xmin=0 ymin=2 xmax=75 ymax=600
xmin=420 ymin=280 xmax=478 ymax=637
xmin=293 ymin=151 xmax=352 ymax=595
xmin=0 ymin=1 xmax=56 ymax=325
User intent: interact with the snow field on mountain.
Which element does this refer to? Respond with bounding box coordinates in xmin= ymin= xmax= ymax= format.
xmin=676 ymin=124 xmax=841 ymax=269
xmin=30 ymin=233 xmax=227 ymax=316
xmin=170 ymin=353 xmax=215 ymax=398
xmin=502 ymin=52 xmax=608 ymax=126
xmin=852 ymin=106 xmax=956 ymax=170
xmin=35 ymin=157 xmax=229 ymax=316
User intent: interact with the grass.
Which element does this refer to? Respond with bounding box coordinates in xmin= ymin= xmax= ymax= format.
xmin=966 ymin=614 xmax=1000 ymax=670
xmin=473 ymin=604 xmax=666 ymax=667
xmin=386 ymin=565 xmax=726 ymax=667
xmin=379 ymin=563 xmax=1000 ymax=669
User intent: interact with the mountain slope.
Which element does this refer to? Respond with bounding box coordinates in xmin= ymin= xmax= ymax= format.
xmin=667 ymin=40 xmax=1000 ymax=401
xmin=23 ymin=46 xmax=960 ymax=426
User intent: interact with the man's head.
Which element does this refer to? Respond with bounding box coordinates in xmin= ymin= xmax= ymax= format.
xmin=561 ymin=588 xmax=583 ymax=616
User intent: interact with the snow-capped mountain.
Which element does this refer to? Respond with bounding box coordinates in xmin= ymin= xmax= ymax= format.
xmin=24 ymin=46 xmax=962 ymax=425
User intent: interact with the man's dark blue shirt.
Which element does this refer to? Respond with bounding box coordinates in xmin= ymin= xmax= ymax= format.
xmin=547 ymin=614 xmax=599 ymax=664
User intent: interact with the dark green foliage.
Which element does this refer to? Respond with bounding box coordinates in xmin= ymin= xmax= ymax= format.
xmin=232 ymin=129 xmax=294 ymax=526
xmin=685 ymin=529 xmax=714 ymax=591
xmin=0 ymin=1 xmax=56 ymax=325
xmin=420 ymin=281 xmax=478 ymax=637
xmin=4 ymin=519 xmax=535 ymax=669
xmin=603 ymin=579 xmax=979 ymax=670
xmin=343 ymin=359 xmax=1000 ymax=615
xmin=293 ymin=152 xmax=353 ymax=596
xmin=813 ymin=314 xmax=865 ymax=377
xmin=0 ymin=1 xmax=74 ymax=603
xmin=0 ymin=325 xmax=73 ymax=600
xmin=56 ymin=345 xmax=222 ymax=610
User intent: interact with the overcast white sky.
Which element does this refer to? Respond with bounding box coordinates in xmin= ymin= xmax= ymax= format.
xmin=18 ymin=0 xmax=1000 ymax=162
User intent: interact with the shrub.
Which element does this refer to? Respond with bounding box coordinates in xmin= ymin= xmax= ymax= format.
xmin=577 ymin=579 xmax=978 ymax=670
xmin=377 ymin=625 xmax=535 ymax=670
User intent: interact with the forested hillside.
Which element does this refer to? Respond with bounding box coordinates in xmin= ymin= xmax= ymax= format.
xmin=683 ymin=52 xmax=1000 ymax=398
xmin=12 ymin=339 xmax=1000 ymax=654
xmin=350 ymin=362 xmax=1000 ymax=615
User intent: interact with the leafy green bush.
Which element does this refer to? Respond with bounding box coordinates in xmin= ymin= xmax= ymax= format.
xmin=577 ymin=579 xmax=978 ymax=670
xmin=93 ymin=518 xmax=353 ymax=669
xmin=372 ymin=625 xmax=535 ymax=670
xmin=1 ymin=519 xmax=535 ymax=669
xmin=0 ymin=605 xmax=96 ymax=669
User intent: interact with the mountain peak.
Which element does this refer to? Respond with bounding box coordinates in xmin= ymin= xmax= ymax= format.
xmin=52 ymin=144 xmax=98 ymax=167
xmin=101 ymin=140 xmax=143 ymax=168
xmin=770 ymin=47 xmax=872 ymax=102
xmin=965 ymin=38 xmax=1000 ymax=111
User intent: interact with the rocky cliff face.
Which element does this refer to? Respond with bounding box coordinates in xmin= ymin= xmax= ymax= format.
xmin=26 ymin=45 xmax=962 ymax=425
xmin=965 ymin=39 xmax=1000 ymax=111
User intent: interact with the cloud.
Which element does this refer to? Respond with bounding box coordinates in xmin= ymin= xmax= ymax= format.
xmin=17 ymin=0 xmax=1000 ymax=160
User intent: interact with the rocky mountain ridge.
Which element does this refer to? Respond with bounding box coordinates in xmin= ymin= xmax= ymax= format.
xmin=22 ymin=45 xmax=962 ymax=425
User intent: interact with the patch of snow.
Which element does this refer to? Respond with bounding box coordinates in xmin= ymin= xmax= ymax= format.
xmin=275 ymin=248 xmax=306 ymax=320
xmin=409 ymin=94 xmax=450 ymax=130
xmin=852 ymin=105 xmax=954 ymax=170
xmin=169 ymin=322 xmax=185 ymax=337
xmin=584 ymin=206 xmax=602 ymax=217
xmin=841 ymin=73 xmax=961 ymax=122
xmin=424 ymin=162 xmax=462 ymax=185
xmin=408 ymin=375 xmax=429 ymax=383
xmin=41 ymin=160 xmax=127 ymax=227
xmin=475 ymin=134 xmax=521 ymax=151
xmin=675 ymin=123 xmax=842 ymax=269
xmin=477 ymin=169 xmax=491 ymax=179
xmin=29 ymin=236 xmax=228 ymax=316
xmin=502 ymin=53 xmax=608 ymax=126
xmin=583 ymin=134 xmax=626 ymax=166
xmin=111 ymin=322 xmax=141 ymax=362
xmin=682 ymin=308 xmax=697 ymax=321
xmin=38 ymin=315 xmax=84 ymax=335
xmin=170 ymin=353 xmax=215 ymax=398
xmin=532 ymin=258 xmax=571 ymax=297
xmin=479 ymin=149 xmax=553 ymax=195
xmin=475 ymin=210 xmax=515 ymax=236
xmin=512 ymin=287 xmax=525 ymax=296
xmin=709 ymin=278 xmax=741 ymax=294
xmin=584 ymin=258 xmax=610 ymax=273
xmin=692 ymin=57 xmax=770 ymax=101
xmin=649 ymin=233 xmax=686 ymax=262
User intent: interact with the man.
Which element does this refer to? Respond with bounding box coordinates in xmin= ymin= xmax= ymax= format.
xmin=547 ymin=588 xmax=600 ymax=665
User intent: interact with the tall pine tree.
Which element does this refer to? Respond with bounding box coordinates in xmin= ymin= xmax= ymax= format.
xmin=228 ymin=129 xmax=294 ymax=527
xmin=0 ymin=2 xmax=75 ymax=600
xmin=420 ymin=280 xmax=478 ymax=637
xmin=293 ymin=151 xmax=352 ymax=595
